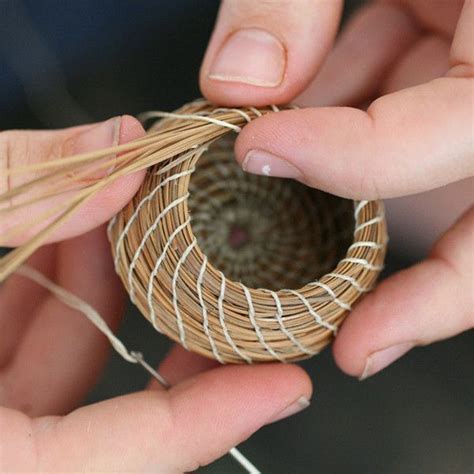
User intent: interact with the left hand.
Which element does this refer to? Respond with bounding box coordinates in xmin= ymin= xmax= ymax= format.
xmin=200 ymin=0 xmax=474 ymax=380
xmin=0 ymin=116 xmax=311 ymax=471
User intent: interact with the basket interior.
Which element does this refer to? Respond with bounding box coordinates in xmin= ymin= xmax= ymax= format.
xmin=188 ymin=137 xmax=354 ymax=291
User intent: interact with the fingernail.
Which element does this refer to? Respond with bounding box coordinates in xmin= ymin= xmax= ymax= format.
xmin=208 ymin=28 xmax=286 ymax=87
xmin=71 ymin=117 xmax=121 ymax=155
xmin=359 ymin=342 xmax=414 ymax=381
xmin=242 ymin=149 xmax=303 ymax=180
xmin=268 ymin=396 xmax=310 ymax=424
xmin=65 ymin=117 xmax=121 ymax=180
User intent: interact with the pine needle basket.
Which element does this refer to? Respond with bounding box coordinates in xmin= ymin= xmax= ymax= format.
xmin=109 ymin=101 xmax=387 ymax=363
xmin=0 ymin=99 xmax=387 ymax=364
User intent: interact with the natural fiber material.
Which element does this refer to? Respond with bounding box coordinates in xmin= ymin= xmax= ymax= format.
xmin=109 ymin=101 xmax=387 ymax=363
xmin=0 ymin=100 xmax=387 ymax=364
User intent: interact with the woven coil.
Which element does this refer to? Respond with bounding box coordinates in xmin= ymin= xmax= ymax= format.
xmin=109 ymin=100 xmax=387 ymax=363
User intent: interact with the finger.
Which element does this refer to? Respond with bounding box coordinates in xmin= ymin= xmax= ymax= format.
xmin=384 ymin=177 xmax=474 ymax=257
xmin=200 ymin=0 xmax=342 ymax=106
xmin=296 ymin=2 xmax=419 ymax=107
xmin=234 ymin=75 xmax=474 ymax=199
xmin=0 ymin=244 xmax=55 ymax=366
xmin=450 ymin=0 xmax=474 ymax=74
xmin=381 ymin=35 xmax=451 ymax=94
xmin=0 ymin=115 xmax=145 ymax=245
xmin=333 ymin=206 xmax=474 ymax=380
xmin=2 ymin=364 xmax=312 ymax=472
xmin=400 ymin=0 xmax=464 ymax=37
xmin=149 ymin=344 xmax=220 ymax=389
xmin=0 ymin=226 xmax=124 ymax=416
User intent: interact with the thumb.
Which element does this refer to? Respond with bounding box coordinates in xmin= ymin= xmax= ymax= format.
xmin=234 ymin=77 xmax=474 ymax=199
xmin=200 ymin=0 xmax=342 ymax=106
xmin=1 ymin=116 xmax=145 ymax=246
xmin=2 ymin=364 xmax=312 ymax=472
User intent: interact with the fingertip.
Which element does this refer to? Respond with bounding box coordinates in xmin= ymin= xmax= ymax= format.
xmin=278 ymin=363 xmax=313 ymax=399
xmin=332 ymin=324 xmax=366 ymax=378
xmin=167 ymin=363 xmax=312 ymax=469
xmin=118 ymin=115 xmax=146 ymax=144
xmin=233 ymin=111 xmax=282 ymax=164
xmin=199 ymin=24 xmax=296 ymax=107
xmin=234 ymin=107 xmax=379 ymax=198
xmin=105 ymin=114 xmax=146 ymax=207
xmin=117 ymin=114 xmax=146 ymax=186
xmin=332 ymin=281 xmax=392 ymax=378
xmin=332 ymin=286 xmax=394 ymax=378
xmin=199 ymin=1 xmax=342 ymax=107
xmin=61 ymin=115 xmax=146 ymax=239
xmin=175 ymin=363 xmax=313 ymax=413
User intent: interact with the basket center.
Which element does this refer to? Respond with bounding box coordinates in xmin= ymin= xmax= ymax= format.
xmin=228 ymin=225 xmax=251 ymax=249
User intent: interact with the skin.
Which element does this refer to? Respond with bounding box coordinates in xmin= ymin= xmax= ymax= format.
xmin=1 ymin=0 xmax=473 ymax=471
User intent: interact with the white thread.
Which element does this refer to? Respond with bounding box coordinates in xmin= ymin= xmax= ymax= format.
xmin=228 ymin=448 xmax=261 ymax=474
xmin=140 ymin=110 xmax=242 ymax=132
xmin=326 ymin=272 xmax=369 ymax=293
xmin=171 ymin=239 xmax=197 ymax=349
xmin=197 ymin=256 xmax=224 ymax=363
xmin=218 ymin=272 xmax=252 ymax=363
xmin=354 ymin=200 xmax=369 ymax=219
xmin=248 ymin=107 xmax=262 ymax=117
xmin=128 ymin=193 xmax=189 ymax=301
xmin=213 ymin=108 xmax=252 ymax=123
xmin=107 ymin=215 xmax=117 ymax=241
xmin=349 ymin=241 xmax=384 ymax=251
xmin=340 ymin=257 xmax=383 ymax=271
xmin=147 ymin=219 xmax=191 ymax=329
xmin=17 ymin=265 xmax=138 ymax=363
xmin=114 ymin=169 xmax=194 ymax=269
xmin=288 ymin=290 xmax=337 ymax=333
xmin=354 ymin=214 xmax=384 ymax=233
xmin=241 ymin=284 xmax=282 ymax=361
xmin=269 ymin=290 xmax=315 ymax=356
xmin=270 ymin=105 xmax=280 ymax=112
xmin=130 ymin=351 xmax=170 ymax=387
xmin=310 ymin=281 xmax=352 ymax=311
xmin=156 ymin=147 xmax=205 ymax=175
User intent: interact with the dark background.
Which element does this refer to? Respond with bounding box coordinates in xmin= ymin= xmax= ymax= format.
xmin=1 ymin=1 xmax=472 ymax=473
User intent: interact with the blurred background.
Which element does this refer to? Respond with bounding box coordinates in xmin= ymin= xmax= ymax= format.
xmin=0 ymin=1 xmax=472 ymax=472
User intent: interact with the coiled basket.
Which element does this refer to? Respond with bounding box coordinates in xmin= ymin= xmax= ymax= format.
xmin=109 ymin=100 xmax=387 ymax=363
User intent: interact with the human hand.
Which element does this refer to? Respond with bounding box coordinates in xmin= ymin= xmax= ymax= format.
xmin=201 ymin=0 xmax=474 ymax=379
xmin=0 ymin=118 xmax=311 ymax=471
